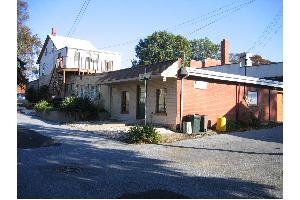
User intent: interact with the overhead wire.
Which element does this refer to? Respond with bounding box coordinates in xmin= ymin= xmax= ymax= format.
xmin=66 ymin=0 xmax=91 ymax=37
xmin=99 ymin=0 xmax=254 ymax=50
xmin=165 ymin=0 xmax=244 ymax=32
xmin=247 ymin=9 xmax=282 ymax=52
xmin=186 ymin=0 xmax=256 ymax=36
xmin=169 ymin=0 xmax=253 ymax=33
xmin=109 ymin=0 xmax=257 ymax=66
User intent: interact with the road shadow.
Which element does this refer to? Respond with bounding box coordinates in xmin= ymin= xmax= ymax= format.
xmin=17 ymin=123 xmax=281 ymax=199
xmin=17 ymin=126 xmax=61 ymax=149
xmin=229 ymin=125 xmax=283 ymax=144
xmin=156 ymin=143 xmax=282 ymax=156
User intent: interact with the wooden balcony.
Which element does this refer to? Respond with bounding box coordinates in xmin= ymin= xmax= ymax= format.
xmin=56 ymin=58 xmax=97 ymax=75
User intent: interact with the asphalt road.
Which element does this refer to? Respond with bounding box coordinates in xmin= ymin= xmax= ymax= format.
xmin=17 ymin=112 xmax=283 ymax=198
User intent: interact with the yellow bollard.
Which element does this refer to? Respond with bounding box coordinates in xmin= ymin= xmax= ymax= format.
xmin=216 ymin=117 xmax=226 ymax=132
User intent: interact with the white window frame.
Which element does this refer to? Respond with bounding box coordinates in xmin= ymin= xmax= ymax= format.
xmin=247 ymin=91 xmax=258 ymax=106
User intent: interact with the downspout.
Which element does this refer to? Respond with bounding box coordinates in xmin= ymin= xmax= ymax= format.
xmin=235 ymin=84 xmax=238 ymax=121
xmin=180 ymin=73 xmax=189 ymax=131
xmin=109 ymin=86 xmax=112 ymax=117
xmin=269 ymin=87 xmax=271 ymax=121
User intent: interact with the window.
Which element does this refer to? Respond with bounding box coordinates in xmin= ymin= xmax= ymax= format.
xmin=194 ymin=81 xmax=207 ymax=89
xmin=41 ymin=64 xmax=45 ymax=76
xmin=78 ymin=85 xmax=85 ymax=97
xmin=121 ymin=91 xmax=129 ymax=113
xmin=105 ymin=61 xmax=113 ymax=71
xmin=85 ymin=57 xmax=90 ymax=69
xmin=90 ymin=85 xmax=96 ymax=100
xmin=74 ymin=51 xmax=80 ymax=67
xmin=247 ymin=91 xmax=258 ymax=106
xmin=91 ymin=53 xmax=99 ymax=71
xmin=156 ymin=88 xmax=167 ymax=113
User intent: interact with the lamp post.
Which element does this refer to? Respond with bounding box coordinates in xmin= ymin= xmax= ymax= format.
xmin=139 ymin=71 xmax=151 ymax=125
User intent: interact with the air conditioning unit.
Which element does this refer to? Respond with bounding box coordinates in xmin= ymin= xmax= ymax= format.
xmin=183 ymin=122 xmax=192 ymax=134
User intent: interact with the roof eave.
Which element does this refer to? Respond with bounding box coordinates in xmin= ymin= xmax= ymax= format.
xmin=182 ymin=67 xmax=283 ymax=89
xmin=36 ymin=35 xmax=50 ymax=64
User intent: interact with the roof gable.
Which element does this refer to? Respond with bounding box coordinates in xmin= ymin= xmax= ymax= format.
xmin=49 ymin=35 xmax=97 ymax=51
xmin=37 ymin=34 xmax=98 ymax=64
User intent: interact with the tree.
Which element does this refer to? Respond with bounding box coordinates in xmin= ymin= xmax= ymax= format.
xmin=229 ymin=53 xmax=241 ymax=63
xmin=229 ymin=53 xmax=271 ymax=65
xmin=132 ymin=31 xmax=191 ymax=67
xmin=17 ymin=0 xmax=42 ymax=86
xmin=250 ymin=54 xmax=271 ymax=65
xmin=190 ymin=37 xmax=220 ymax=61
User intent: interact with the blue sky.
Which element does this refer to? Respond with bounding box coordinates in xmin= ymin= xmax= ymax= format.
xmin=27 ymin=0 xmax=282 ymax=68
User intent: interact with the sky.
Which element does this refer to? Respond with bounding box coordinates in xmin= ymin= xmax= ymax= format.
xmin=26 ymin=0 xmax=283 ymax=69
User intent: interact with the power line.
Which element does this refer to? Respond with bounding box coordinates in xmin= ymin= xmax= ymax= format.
xmin=99 ymin=0 xmax=254 ymax=50
xmin=118 ymin=0 xmax=256 ymax=66
xmin=247 ymin=9 xmax=282 ymax=52
xmin=167 ymin=0 xmax=246 ymax=32
xmin=100 ymin=38 xmax=140 ymax=50
xmin=66 ymin=0 xmax=91 ymax=37
xmin=186 ymin=0 xmax=256 ymax=36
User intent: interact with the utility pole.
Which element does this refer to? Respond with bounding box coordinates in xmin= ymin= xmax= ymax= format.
xmin=180 ymin=51 xmax=186 ymax=131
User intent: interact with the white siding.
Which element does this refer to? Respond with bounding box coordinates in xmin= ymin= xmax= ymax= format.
xmin=110 ymin=82 xmax=137 ymax=121
xmin=108 ymin=78 xmax=178 ymax=129
xmin=39 ymin=39 xmax=57 ymax=77
xmin=38 ymin=36 xmax=121 ymax=87
xmin=147 ymin=78 xmax=178 ymax=128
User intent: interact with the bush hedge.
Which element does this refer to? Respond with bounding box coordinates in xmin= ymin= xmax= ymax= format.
xmin=125 ymin=124 xmax=162 ymax=144
xmin=34 ymin=100 xmax=53 ymax=112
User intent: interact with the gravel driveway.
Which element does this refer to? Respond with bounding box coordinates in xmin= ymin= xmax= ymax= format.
xmin=17 ymin=112 xmax=283 ymax=198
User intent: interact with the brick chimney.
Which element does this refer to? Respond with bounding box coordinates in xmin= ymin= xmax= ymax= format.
xmin=221 ymin=39 xmax=229 ymax=65
xmin=51 ymin=27 xmax=57 ymax=36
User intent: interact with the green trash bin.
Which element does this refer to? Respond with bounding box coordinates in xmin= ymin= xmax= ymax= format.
xmin=187 ymin=114 xmax=201 ymax=133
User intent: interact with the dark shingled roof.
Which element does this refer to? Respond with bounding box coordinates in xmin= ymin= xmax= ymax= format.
xmin=97 ymin=59 xmax=177 ymax=83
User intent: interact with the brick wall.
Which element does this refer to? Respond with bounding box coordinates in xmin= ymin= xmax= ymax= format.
xmin=189 ymin=38 xmax=230 ymax=68
xmin=202 ymin=58 xmax=221 ymax=67
xmin=221 ymin=39 xmax=229 ymax=65
xmin=176 ymin=78 xmax=280 ymax=127
xmin=190 ymin=59 xmax=221 ymax=68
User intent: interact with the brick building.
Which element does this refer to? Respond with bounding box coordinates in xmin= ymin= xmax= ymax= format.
xmin=93 ymin=59 xmax=282 ymax=130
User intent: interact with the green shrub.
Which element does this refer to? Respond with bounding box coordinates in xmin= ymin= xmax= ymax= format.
xmin=225 ymin=120 xmax=248 ymax=132
xmin=34 ymin=100 xmax=53 ymax=112
xmin=125 ymin=124 xmax=162 ymax=144
xmin=225 ymin=120 xmax=236 ymax=132
xmin=60 ymin=96 xmax=77 ymax=111
xmin=60 ymin=96 xmax=99 ymax=120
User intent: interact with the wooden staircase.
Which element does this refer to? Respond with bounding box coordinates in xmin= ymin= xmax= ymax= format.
xmin=48 ymin=64 xmax=64 ymax=98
